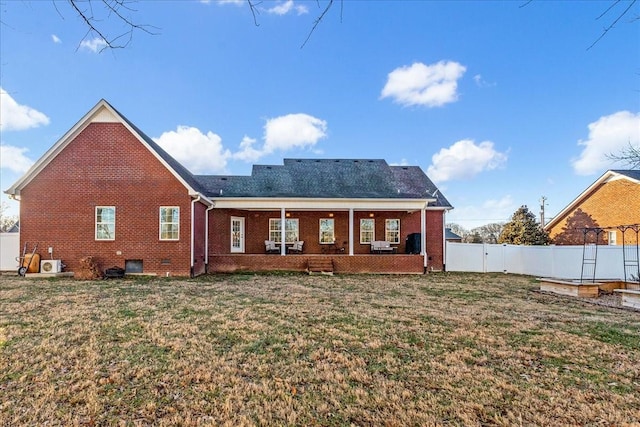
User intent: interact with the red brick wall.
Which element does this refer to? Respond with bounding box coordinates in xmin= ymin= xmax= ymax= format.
xmin=20 ymin=122 xmax=195 ymax=277
xmin=210 ymin=254 xmax=425 ymax=274
xmin=548 ymin=179 xmax=640 ymax=245
xmin=193 ymin=201 xmax=208 ymax=276
xmin=426 ymin=210 xmax=445 ymax=270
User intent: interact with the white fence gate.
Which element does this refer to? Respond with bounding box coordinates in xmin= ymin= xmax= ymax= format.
xmin=0 ymin=233 xmax=20 ymax=272
xmin=445 ymin=242 xmax=629 ymax=280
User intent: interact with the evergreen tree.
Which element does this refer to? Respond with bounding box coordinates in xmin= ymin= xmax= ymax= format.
xmin=498 ymin=205 xmax=550 ymax=245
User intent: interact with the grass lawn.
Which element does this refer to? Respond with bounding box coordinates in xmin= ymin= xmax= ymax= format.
xmin=1 ymin=272 xmax=639 ymax=426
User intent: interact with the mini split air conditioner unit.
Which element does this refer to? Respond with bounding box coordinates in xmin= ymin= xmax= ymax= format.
xmin=41 ymin=259 xmax=63 ymax=273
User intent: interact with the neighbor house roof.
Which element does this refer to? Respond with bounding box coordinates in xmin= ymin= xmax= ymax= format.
xmin=196 ymin=159 xmax=452 ymax=208
xmin=4 ymin=99 xmax=212 ymax=204
xmin=543 ymin=169 xmax=640 ymax=231
xmin=613 ymin=169 xmax=640 ymax=181
xmin=445 ymin=228 xmax=463 ymax=241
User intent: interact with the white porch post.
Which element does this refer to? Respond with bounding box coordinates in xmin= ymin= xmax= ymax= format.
xmin=349 ymin=208 xmax=354 ymax=255
xmin=442 ymin=210 xmax=447 ymax=272
xmin=421 ymin=205 xmax=427 ymax=269
xmin=281 ymin=208 xmax=286 ymax=255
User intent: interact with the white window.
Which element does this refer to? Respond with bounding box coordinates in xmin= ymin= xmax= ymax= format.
xmin=385 ymin=219 xmax=400 ymax=244
xmin=360 ymin=219 xmax=375 ymax=244
xmin=320 ymin=218 xmax=335 ymax=244
xmin=96 ymin=206 xmax=115 ymax=240
xmin=269 ymin=218 xmax=299 ymax=243
xmin=608 ymin=231 xmax=617 ymax=245
xmin=160 ymin=207 xmax=180 ymax=240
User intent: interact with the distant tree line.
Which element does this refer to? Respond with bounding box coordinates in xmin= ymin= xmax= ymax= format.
xmin=448 ymin=205 xmax=550 ymax=246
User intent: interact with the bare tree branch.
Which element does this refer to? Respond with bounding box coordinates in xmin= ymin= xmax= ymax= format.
xmin=66 ymin=0 xmax=159 ymax=52
xmin=301 ymin=0 xmax=337 ymax=49
xmin=607 ymin=141 xmax=640 ymax=169
xmin=243 ymin=0 xmax=342 ymax=48
xmin=588 ymin=0 xmax=637 ymax=50
xmin=247 ymin=0 xmax=261 ymax=27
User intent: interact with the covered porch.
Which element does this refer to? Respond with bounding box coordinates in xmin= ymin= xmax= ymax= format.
xmin=207 ymin=197 xmax=445 ymax=274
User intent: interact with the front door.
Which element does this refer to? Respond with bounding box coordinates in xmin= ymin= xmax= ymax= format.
xmin=231 ymin=217 xmax=245 ymax=253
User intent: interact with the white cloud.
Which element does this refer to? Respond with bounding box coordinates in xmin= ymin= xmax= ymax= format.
xmin=0 ymin=144 xmax=34 ymax=173
xmin=265 ymin=0 xmax=308 ymax=15
xmin=217 ymin=0 xmax=307 ymax=14
xmin=381 ymin=60 xmax=467 ymax=107
xmin=390 ymin=158 xmax=410 ymax=166
xmin=155 ymin=113 xmax=327 ymax=170
xmin=52 ymin=34 xmax=62 ymax=44
xmin=427 ymin=139 xmax=507 ymax=183
xmin=154 ymin=126 xmax=231 ymax=174
xmin=571 ymin=110 xmax=640 ymax=175
xmin=473 ymin=74 xmax=495 ymax=88
xmin=232 ymin=113 xmax=327 ymax=162
xmin=79 ymin=37 xmax=107 ymax=53
xmin=232 ymin=136 xmax=263 ymax=162
xmin=263 ymin=113 xmax=327 ymax=153
xmin=0 ymin=88 xmax=50 ymax=131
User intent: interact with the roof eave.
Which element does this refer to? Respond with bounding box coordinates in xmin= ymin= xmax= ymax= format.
xmin=4 ymin=99 xmax=203 ymax=199
xmin=211 ymin=197 xmax=438 ymax=210
xmin=544 ymin=170 xmax=631 ymax=231
xmin=5 ymin=99 xmax=112 ymax=196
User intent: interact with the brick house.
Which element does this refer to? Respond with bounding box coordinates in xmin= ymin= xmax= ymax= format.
xmin=5 ymin=99 xmax=453 ymax=276
xmin=544 ymin=170 xmax=640 ymax=245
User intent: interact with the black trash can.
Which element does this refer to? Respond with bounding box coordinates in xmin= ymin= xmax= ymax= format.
xmin=405 ymin=233 xmax=421 ymax=254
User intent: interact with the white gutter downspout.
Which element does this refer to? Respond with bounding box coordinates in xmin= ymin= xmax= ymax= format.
xmin=442 ymin=210 xmax=447 ymax=272
xmin=281 ymin=208 xmax=286 ymax=256
xmin=349 ymin=208 xmax=354 ymax=255
xmin=191 ymin=195 xmax=201 ymax=278
xmin=422 ymin=204 xmax=427 ymax=274
xmin=205 ymin=202 xmax=215 ymax=273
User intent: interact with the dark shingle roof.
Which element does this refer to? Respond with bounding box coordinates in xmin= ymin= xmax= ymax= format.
xmin=445 ymin=228 xmax=462 ymax=240
xmin=612 ymin=169 xmax=640 ymax=181
xmin=196 ymin=159 xmax=452 ymax=208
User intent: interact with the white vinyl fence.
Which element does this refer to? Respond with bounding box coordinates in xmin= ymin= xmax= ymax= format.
xmin=0 ymin=233 xmax=20 ymax=272
xmin=445 ymin=242 xmax=636 ymax=280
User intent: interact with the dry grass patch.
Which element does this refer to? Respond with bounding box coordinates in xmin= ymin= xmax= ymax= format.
xmin=1 ymin=273 xmax=639 ymax=426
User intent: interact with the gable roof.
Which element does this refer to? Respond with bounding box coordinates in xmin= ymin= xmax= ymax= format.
xmin=195 ymin=158 xmax=452 ymax=208
xmin=5 ymin=100 xmax=450 ymax=211
xmin=5 ymin=99 xmax=210 ymax=204
xmin=445 ymin=228 xmax=463 ymax=240
xmin=544 ymin=169 xmax=640 ymax=231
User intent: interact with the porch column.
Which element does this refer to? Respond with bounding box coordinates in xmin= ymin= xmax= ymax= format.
xmin=281 ymin=208 xmax=286 ymax=255
xmin=421 ymin=206 xmax=427 ymax=269
xmin=349 ymin=208 xmax=354 ymax=255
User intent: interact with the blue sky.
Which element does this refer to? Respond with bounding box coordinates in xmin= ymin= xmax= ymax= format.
xmin=1 ymin=0 xmax=639 ymax=229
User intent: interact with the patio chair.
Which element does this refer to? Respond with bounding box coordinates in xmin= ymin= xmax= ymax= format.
xmin=265 ymin=240 xmax=279 ymax=254
xmin=288 ymin=240 xmax=304 ymax=254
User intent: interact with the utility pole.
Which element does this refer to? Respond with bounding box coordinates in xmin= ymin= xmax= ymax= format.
xmin=539 ymin=196 xmax=547 ymax=228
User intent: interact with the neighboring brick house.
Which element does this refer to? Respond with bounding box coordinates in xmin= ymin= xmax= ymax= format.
xmin=5 ymin=99 xmax=453 ymax=276
xmin=544 ymin=170 xmax=640 ymax=245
